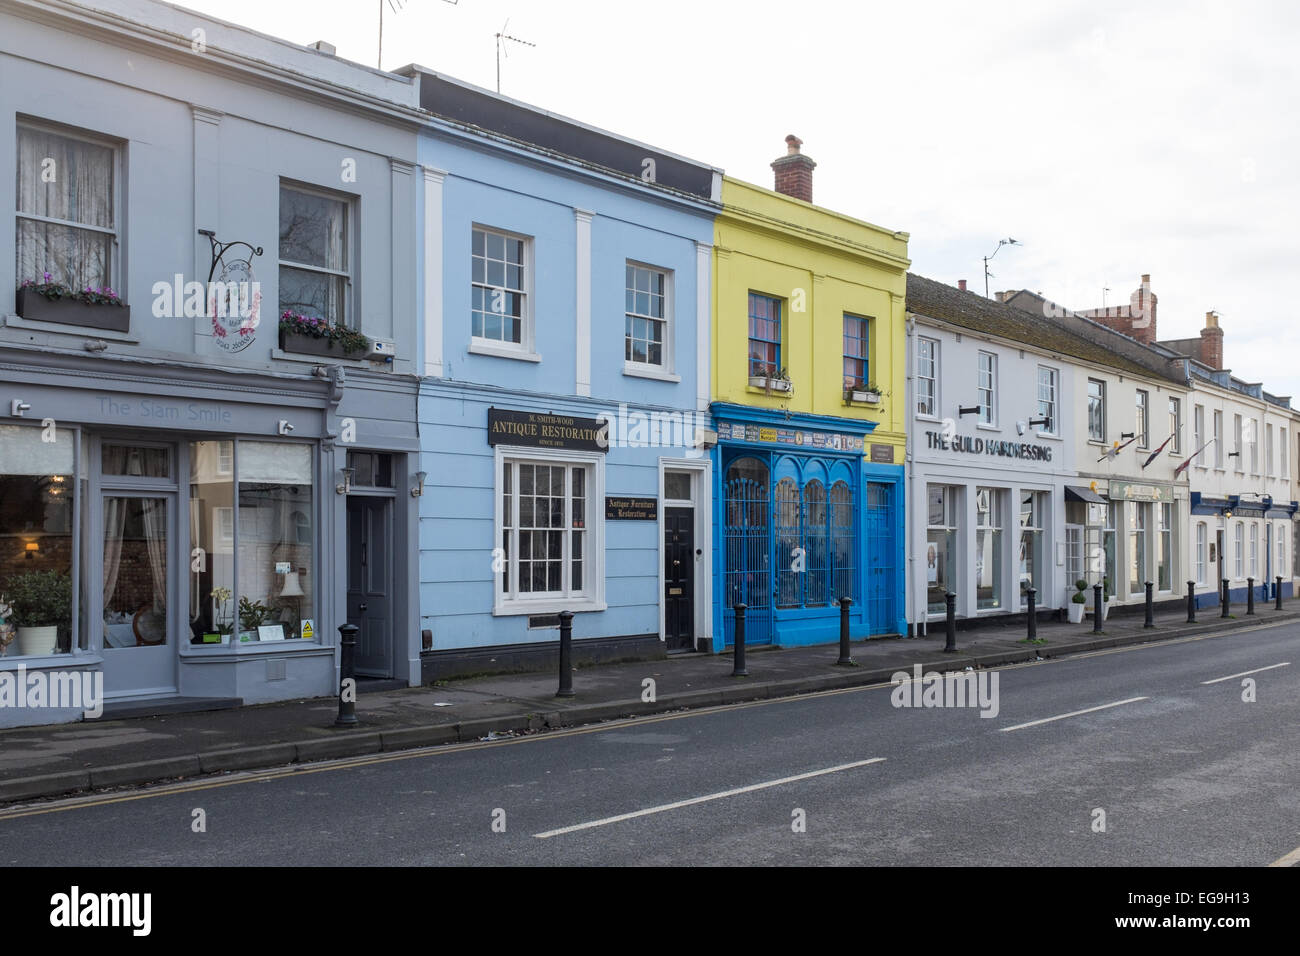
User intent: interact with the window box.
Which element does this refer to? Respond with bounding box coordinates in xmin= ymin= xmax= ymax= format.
xmin=16 ymin=286 xmax=129 ymax=333
xmin=278 ymin=325 xmax=370 ymax=358
xmin=748 ymin=375 xmax=792 ymax=393
xmin=845 ymin=387 xmax=881 ymax=405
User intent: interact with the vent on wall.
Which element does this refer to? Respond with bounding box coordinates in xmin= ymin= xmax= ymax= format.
xmin=266 ymin=659 xmax=287 ymax=681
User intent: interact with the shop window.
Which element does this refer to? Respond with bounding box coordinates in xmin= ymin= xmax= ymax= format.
xmin=236 ymin=442 xmax=314 ymax=642
xmin=775 ymin=478 xmax=802 ymax=608
xmin=926 ymin=485 xmax=958 ymax=615
xmin=103 ymin=444 xmax=170 ymax=478
xmin=1249 ymin=523 xmax=1258 ymax=578
xmin=747 ymin=293 xmax=782 ymax=378
xmin=1018 ymin=491 xmax=1044 ymax=609
xmin=723 ymin=457 xmax=771 ymax=613
xmin=279 ymin=182 xmax=352 ymax=327
xmin=1234 ymin=522 xmax=1244 ymax=579
xmin=1103 ymin=502 xmax=1118 ymax=598
xmin=0 ymin=425 xmax=76 ymax=657
xmin=975 ymin=488 xmax=1003 ymax=610
xmin=1129 ymin=502 xmax=1148 ymax=595
xmin=1196 ymin=522 xmax=1207 ymax=586
xmin=497 ymin=452 xmax=602 ymax=613
xmin=1158 ymin=502 xmax=1172 ymax=592
xmin=16 ymin=122 xmax=118 ymax=294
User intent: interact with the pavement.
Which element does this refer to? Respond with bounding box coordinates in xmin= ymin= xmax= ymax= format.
xmin=1 ymin=599 xmax=1296 ymax=805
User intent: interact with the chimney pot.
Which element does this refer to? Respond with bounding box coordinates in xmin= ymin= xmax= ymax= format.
xmin=1141 ymin=273 xmax=1150 ymax=285
xmin=771 ymin=135 xmax=816 ymax=203
xmin=785 ymin=134 xmax=802 ymax=155
xmin=310 ymin=40 xmax=337 ymax=55
xmin=958 ymin=279 xmax=967 ymax=292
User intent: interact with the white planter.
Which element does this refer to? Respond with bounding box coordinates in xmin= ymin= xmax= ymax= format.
xmin=16 ymin=625 xmax=57 ymax=656
xmin=1067 ymin=602 xmax=1086 ymax=624
xmin=848 ymin=389 xmax=881 ymax=404
xmin=748 ymin=376 xmax=792 ymax=393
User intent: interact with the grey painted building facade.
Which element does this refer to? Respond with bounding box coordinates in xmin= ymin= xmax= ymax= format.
xmin=0 ymin=0 xmax=425 ymax=724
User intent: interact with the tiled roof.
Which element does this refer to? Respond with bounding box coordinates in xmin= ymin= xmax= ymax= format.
xmin=906 ymin=273 xmax=1186 ymax=385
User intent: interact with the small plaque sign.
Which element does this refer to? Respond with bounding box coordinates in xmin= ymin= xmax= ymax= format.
xmin=870 ymin=443 xmax=894 ymax=464
xmin=605 ymin=496 xmax=658 ymax=520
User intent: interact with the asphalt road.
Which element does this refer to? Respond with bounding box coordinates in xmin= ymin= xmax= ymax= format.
xmin=2 ymin=622 xmax=1298 ymax=866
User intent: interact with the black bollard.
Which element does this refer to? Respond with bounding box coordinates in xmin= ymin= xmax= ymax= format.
xmin=335 ymin=623 xmax=359 ymax=727
xmin=1186 ymin=581 xmax=1197 ymax=623
xmin=1093 ymin=584 xmax=1104 ymax=633
xmin=556 ymin=610 xmax=575 ymax=698
xmin=1144 ymin=581 xmax=1154 ymax=628
xmin=943 ymin=591 xmax=957 ymax=652
xmin=1221 ymin=578 xmax=1230 ymax=618
xmin=1276 ymin=576 xmax=1284 ymax=610
xmin=1027 ymin=587 xmax=1037 ymax=640
xmin=836 ymin=596 xmax=854 ymax=665
xmin=1247 ymin=578 xmax=1255 ymax=615
xmin=732 ymin=603 xmax=748 ymax=677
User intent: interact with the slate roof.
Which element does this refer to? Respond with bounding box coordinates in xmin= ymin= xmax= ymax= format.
xmin=906 ymin=273 xmax=1187 ymax=386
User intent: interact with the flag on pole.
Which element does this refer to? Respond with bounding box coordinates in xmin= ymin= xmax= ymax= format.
xmin=1141 ymin=433 xmax=1175 ymax=469
xmin=1097 ymin=434 xmax=1139 ymax=463
xmin=1173 ymin=438 xmax=1216 ymax=478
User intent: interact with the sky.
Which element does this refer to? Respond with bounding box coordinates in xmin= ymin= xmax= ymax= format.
xmin=176 ymin=0 xmax=1300 ymax=397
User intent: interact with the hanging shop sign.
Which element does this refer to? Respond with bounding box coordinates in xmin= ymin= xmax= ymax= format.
xmin=924 ymin=430 xmax=1052 ymax=462
xmin=714 ymin=421 xmax=865 ymax=454
xmin=605 ymin=496 xmax=658 ymax=520
xmin=487 ymin=408 xmax=609 ymax=452
xmin=1108 ymin=481 xmax=1173 ymax=502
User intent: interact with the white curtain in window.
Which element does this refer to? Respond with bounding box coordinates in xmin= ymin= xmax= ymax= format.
xmin=16 ymin=126 xmax=113 ymax=290
xmin=141 ymin=498 xmax=168 ymax=613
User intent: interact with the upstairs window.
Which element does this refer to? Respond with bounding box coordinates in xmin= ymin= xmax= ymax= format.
xmin=1135 ymin=390 xmax=1149 ymax=448
xmin=747 ymin=293 xmax=782 ymax=378
xmin=1036 ymin=366 xmax=1058 ymax=434
xmin=1088 ymin=379 xmax=1106 ymax=441
xmin=977 ymin=351 xmax=997 ymax=425
xmin=279 ymin=183 xmax=352 ymax=326
xmin=471 ymin=226 xmax=529 ymax=348
xmin=917 ymin=337 xmax=939 ymax=416
xmin=1168 ymin=397 xmax=1182 ymax=454
xmin=625 ymin=263 xmax=668 ymax=369
xmin=16 ymin=122 xmax=118 ymax=294
xmin=843 ymin=314 xmax=870 ymax=390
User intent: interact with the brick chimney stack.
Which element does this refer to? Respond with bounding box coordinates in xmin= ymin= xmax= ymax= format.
xmin=1078 ymin=273 xmax=1158 ymax=344
xmin=771 ymin=135 xmax=816 ymax=203
xmin=1200 ymin=311 xmax=1224 ymax=369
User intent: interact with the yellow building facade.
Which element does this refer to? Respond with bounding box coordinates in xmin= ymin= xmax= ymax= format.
xmin=710 ymin=174 xmax=910 ymax=649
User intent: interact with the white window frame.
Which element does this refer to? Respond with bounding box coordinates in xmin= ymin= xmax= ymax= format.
xmin=1135 ymin=389 xmax=1149 ymax=449
xmin=16 ymin=119 xmax=123 ymax=296
xmin=492 ymin=445 xmax=605 ymax=616
xmin=916 ymin=336 xmax=939 ymax=418
xmin=1036 ymin=366 xmax=1058 ymax=435
xmin=470 ymin=224 xmax=538 ymax=361
xmin=278 ymin=180 xmax=355 ymax=327
xmin=1266 ymin=422 xmax=1274 ymax=477
xmin=1249 ymin=523 xmax=1258 ymax=578
xmin=977 ymin=351 xmax=997 ymax=426
xmin=1193 ymin=404 xmax=1205 ymax=468
xmin=623 ymin=261 xmax=675 ymax=380
xmin=1195 ymin=522 xmax=1206 ymax=585
xmin=1250 ymin=418 xmax=1260 ymax=475
xmin=1283 ymin=427 xmax=1290 ymax=479
xmin=1234 ymin=521 xmax=1244 ymax=579
xmin=1168 ymin=397 xmax=1181 ymax=454
xmin=1087 ymin=378 xmax=1106 ymax=442
xmin=1233 ymin=414 xmax=1244 ymax=473
xmin=1213 ymin=410 xmax=1224 ymax=469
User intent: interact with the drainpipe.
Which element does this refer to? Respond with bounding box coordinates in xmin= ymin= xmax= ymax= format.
xmin=905 ymin=315 xmax=920 ymax=636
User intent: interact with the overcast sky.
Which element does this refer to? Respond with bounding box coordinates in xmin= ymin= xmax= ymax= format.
xmin=178 ymin=0 xmax=1300 ymax=398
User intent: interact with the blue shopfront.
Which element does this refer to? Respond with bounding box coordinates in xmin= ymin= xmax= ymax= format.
xmin=710 ymin=403 xmax=905 ymax=649
xmin=1190 ymin=492 xmax=1297 ymax=608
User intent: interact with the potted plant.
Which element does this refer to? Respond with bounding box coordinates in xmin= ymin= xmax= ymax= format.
xmin=748 ymin=363 xmax=792 ymax=394
xmin=204 ymin=586 xmax=234 ymax=645
xmin=238 ymin=595 xmax=271 ymax=643
xmin=16 ymin=272 xmax=130 ymax=332
xmin=1 ymin=570 xmax=73 ymax=656
xmin=278 ymin=310 xmax=371 ymax=358
xmin=846 ymin=381 xmax=882 ymax=405
xmin=1068 ymin=579 xmax=1088 ymax=624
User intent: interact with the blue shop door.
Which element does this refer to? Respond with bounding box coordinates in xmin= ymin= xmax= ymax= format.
xmin=865 ymin=481 xmax=896 ymax=635
xmin=723 ymin=457 xmax=773 ymax=646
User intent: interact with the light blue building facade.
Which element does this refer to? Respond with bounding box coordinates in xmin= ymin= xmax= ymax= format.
xmin=402 ymin=70 xmax=721 ymax=677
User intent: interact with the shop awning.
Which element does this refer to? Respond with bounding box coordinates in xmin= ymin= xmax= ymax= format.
xmin=1065 ymin=484 xmax=1106 ymax=503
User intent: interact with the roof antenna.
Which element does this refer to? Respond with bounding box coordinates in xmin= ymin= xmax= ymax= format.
xmin=982 ymin=237 xmax=1021 ymax=299
xmin=378 ymin=0 xmax=458 ymax=71
xmin=495 ymin=18 xmax=536 ymax=94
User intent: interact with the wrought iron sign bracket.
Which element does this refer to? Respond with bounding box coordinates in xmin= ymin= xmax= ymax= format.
xmin=199 ymin=228 xmax=263 ymax=283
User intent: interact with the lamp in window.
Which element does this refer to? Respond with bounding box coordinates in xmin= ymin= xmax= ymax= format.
xmin=280 ymin=571 xmax=304 ymax=639
xmin=24 ymin=541 xmax=39 ymax=561
xmin=336 ymin=467 xmax=354 ymax=495
xmin=411 ymin=471 xmax=428 ymax=498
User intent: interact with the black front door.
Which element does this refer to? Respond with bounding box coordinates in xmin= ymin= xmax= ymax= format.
xmin=347 ymin=496 xmax=392 ymax=678
xmin=665 ymin=507 xmax=694 ymax=651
